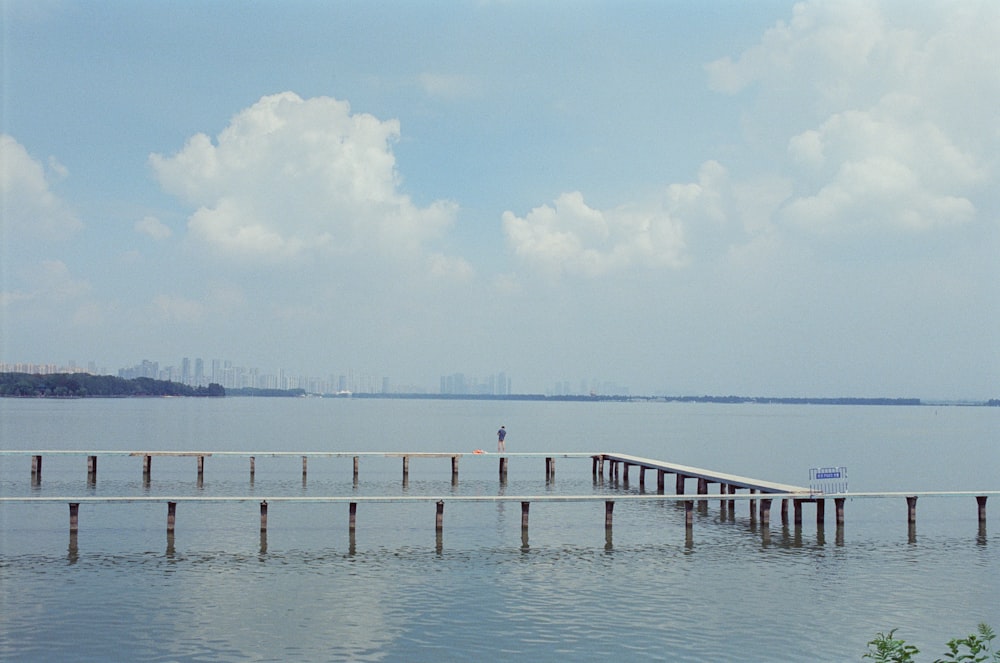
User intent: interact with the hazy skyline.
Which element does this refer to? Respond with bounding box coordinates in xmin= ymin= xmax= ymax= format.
xmin=3 ymin=1 xmax=998 ymax=400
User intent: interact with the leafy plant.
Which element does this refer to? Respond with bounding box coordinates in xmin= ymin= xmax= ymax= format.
xmin=936 ymin=624 xmax=1000 ymax=663
xmin=864 ymin=629 xmax=920 ymax=663
xmin=864 ymin=625 xmax=998 ymax=663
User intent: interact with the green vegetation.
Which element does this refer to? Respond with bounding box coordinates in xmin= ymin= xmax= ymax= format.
xmin=0 ymin=372 xmax=224 ymax=398
xmin=865 ymin=624 xmax=999 ymax=663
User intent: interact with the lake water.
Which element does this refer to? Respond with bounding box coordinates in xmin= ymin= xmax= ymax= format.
xmin=1 ymin=398 xmax=997 ymax=662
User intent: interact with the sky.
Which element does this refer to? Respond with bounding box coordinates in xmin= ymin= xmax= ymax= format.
xmin=2 ymin=0 xmax=998 ymax=399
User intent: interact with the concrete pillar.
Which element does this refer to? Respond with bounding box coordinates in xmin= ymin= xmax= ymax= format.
xmin=675 ymin=474 xmax=685 ymax=495
xmin=31 ymin=455 xmax=42 ymax=481
xmin=521 ymin=501 xmax=530 ymax=529
xmin=87 ymin=455 xmax=97 ymax=480
xmin=793 ymin=499 xmax=803 ymax=525
xmin=639 ymin=466 xmax=646 ymax=488
xmin=499 ymin=457 xmax=508 ymax=478
xmin=906 ymin=496 xmax=918 ymax=524
xmin=143 ymin=455 xmax=152 ymax=478
xmin=697 ymin=478 xmax=708 ymax=494
xmin=835 ymin=498 xmax=845 ymax=525
xmin=301 ymin=456 xmax=308 ymax=478
xmin=197 ymin=456 xmax=205 ymax=480
xmin=353 ymin=456 xmax=359 ymax=482
xmin=605 ymin=500 xmax=614 ymax=528
xmin=685 ymin=500 xmax=694 ymax=527
xmin=167 ymin=501 xmax=177 ymax=532
xmin=249 ymin=456 xmax=255 ymax=478
xmin=977 ymin=496 xmax=987 ymax=523
xmin=260 ymin=501 xmax=268 ymax=531
xmin=349 ymin=502 xmax=357 ymax=532
xmin=816 ymin=498 xmax=826 ymax=525
xmin=760 ymin=498 xmax=772 ymax=526
xmin=657 ymin=469 xmax=665 ymax=493
xmin=621 ymin=463 xmax=630 ymax=483
xmin=435 ymin=500 xmax=444 ymax=531
xmin=69 ymin=502 xmax=79 ymax=532
xmin=451 ymin=456 xmax=459 ymax=481
xmin=402 ymin=456 xmax=409 ymax=480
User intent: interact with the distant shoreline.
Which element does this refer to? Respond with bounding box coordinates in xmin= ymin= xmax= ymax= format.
xmin=2 ymin=372 xmax=996 ymax=406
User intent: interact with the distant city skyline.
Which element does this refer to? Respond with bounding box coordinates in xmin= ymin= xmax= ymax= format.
xmin=3 ymin=358 xmax=631 ymax=397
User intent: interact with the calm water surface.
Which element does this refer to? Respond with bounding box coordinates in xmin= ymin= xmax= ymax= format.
xmin=1 ymin=398 xmax=997 ymax=662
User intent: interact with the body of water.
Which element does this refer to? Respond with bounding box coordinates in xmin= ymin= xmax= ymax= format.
xmin=1 ymin=397 xmax=997 ymax=661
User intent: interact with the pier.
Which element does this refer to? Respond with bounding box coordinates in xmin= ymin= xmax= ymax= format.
xmin=1 ymin=449 xmax=995 ymax=541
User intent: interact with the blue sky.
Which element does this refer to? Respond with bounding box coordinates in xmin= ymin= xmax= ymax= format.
xmin=2 ymin=0 xmax=998 ymax=398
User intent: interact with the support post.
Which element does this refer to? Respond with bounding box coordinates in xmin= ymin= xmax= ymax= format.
xmin=977 ymin=496 xmax=988 ymax=523
xmin=402 ymin=456 xmax=409 ymax=480
xmin=250 ymin=456 xmax=255 ymax=478
xmin=435 ymin=500 xmax=444 ymax=532
xmin=750 ymin=488 xmax=757 ymax=520
xmin=302 ymin=456 xmax=308 ymax=479
xmin=197 ymin=455 xmax=205 ymax=480
xmin=592 ymin=456 xmax=598 ymax=477
xmin=349 ymin=502 xmax=357 ymax=532
xmin=835 ymin=498 xmax=845 ymax=525
xmin=499 ymin=457 xmax=508 ymax=478
xmin=906 ymin=496 xmax=918 ymax=524
xmin=451 ymin=456 xmax=459 ymax=481
xmin=760 ymin=498 xmax=772 ymax=526
xmin=143 ymin=455 xmax=152 ymax=479
xmin=621 ymin=463 xmax=630 ymax=483
xmin=31 ymin=455 xmax=42 ymax=480
xmin=657 ymin=469 xmax=665 ymax=493
xmin=353 ymin=456 xmax=359 ymax=482
xmin=521 ymin=501 xmax=530 ymax=529
xmin=260 ymin=501 xmax=268 ymax=531
xmin=685 ymin=500 xmax=694 ymax=527
xmin=781 ymin=498 xmax=789 ymax=525
xmin=167 ymin=501 xmax=177 ymax=532
xmin=605 ymin=500 xmax=615 ymax=528
xmin=545 ymin=457 xmax=553 ymax=479
xmin=639 ymin=466 xmax=646 ymax=488
xmin=676 ymin=473 xmax=685 ymax=495
xmin=69 ymin=502 xmax=79 ymax=532
xmin=697 ymin=478 xmax=708 ymax=494
xmin=793 ymin=499 xmax=803 ymax=525
xmin=816 ymin=498 xmax=826 ymax=525
xmin=87 ymin=455 xmax=97 ymax=481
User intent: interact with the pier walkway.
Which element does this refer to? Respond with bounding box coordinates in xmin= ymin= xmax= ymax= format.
xmin=1 ymin=449 xmax=995 ymax=536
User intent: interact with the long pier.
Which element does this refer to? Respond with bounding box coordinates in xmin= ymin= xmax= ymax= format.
xmin=1 ymin=450 xmax=995 ymax=537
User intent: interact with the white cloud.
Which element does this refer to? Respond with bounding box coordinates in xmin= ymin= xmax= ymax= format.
xmin=150 ymin=92 xmax=459 ymax=268
xmin=0 ymin=134 xmax=83 ymax=240
xmin=134 ymin=215 xmax=172 ymax=240
xmin=502 ymin=190 xmax=688 ymax=278
xmin=707 ymin=1 xmax=998 ymax=240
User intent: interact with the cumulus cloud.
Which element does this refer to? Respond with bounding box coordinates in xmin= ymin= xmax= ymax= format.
xmin=502 ymin=190 xmax=688 ymax=278
xmin=134 ymin=215 xmax=172 ymax=240
xmin=0 ymin=134 xmax=83 ymax=240
xmin=707 ymin=1 xmax=998 ymax=239
xmin=150 ymin=92 xmax=460 ymax=269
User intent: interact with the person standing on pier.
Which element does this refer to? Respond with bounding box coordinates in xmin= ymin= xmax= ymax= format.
xmin=497 ymin=425 xmax=506 ymax=453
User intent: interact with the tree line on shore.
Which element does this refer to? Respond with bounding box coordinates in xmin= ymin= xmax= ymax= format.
xmin=0 ymin=372 xmax=224 ymax=398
